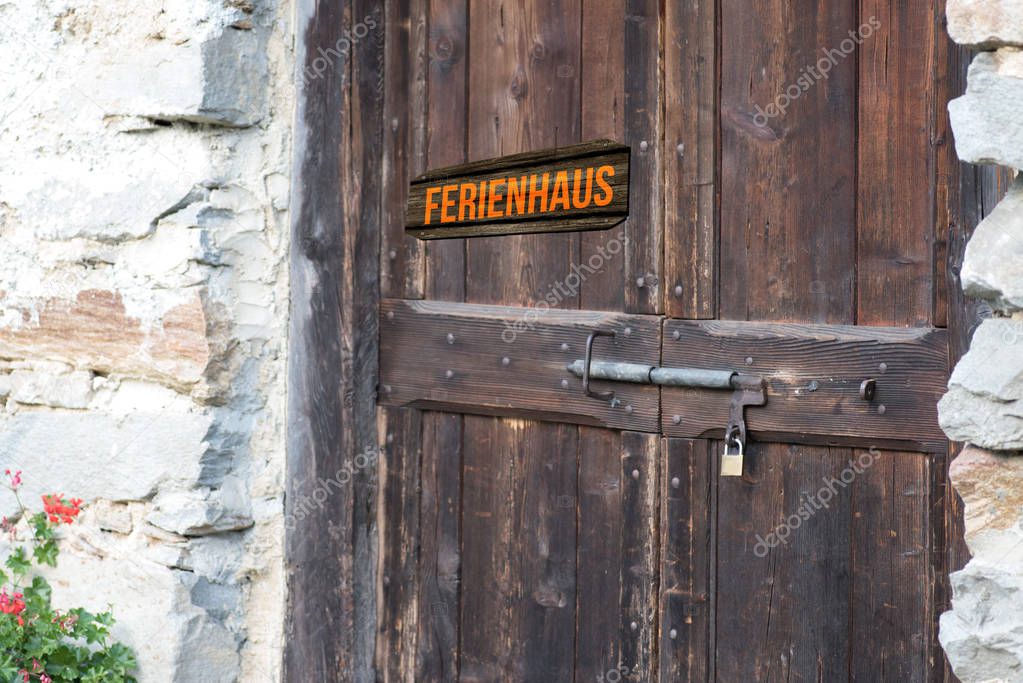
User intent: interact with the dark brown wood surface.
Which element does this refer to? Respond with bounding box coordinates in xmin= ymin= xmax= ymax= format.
xmin=378 ymin=298 xmax=660 ymax=431
xmin=661 ymin=319 xmax=950 ymax=451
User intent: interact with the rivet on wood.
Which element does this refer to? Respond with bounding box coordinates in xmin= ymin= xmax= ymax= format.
xmin=672 ymin=415 xmax=682 ymax=425
xmin=630 ymin=621 xmax=638 ymax=631
xmin=623 ymin=327 xmax=632 ymax=337
xmin=560 ymin=342 xmax=570 ymax=351
xmin=636 ymin=276 xmax=646 ymax=288
xmin=671 ymin=477 xmax=680 ymax=489
xmin=445 ymin=369 xmax=454 ymax=379
xmin=382 ymin=384 xmax=392 ymax=394
xmin=676 ymin=143 xmax=685 ymax=156
xmin=624 ymin=404 xmax=634 ymax=414
xmin=639 ymin=140 xmax=649 ymax=152
xmin=446 ymin=333 xmax=455 ymax=344
xmin=745 ymin=356 xmax=754 ymax=365
xmin=877 ymin=404 xmax=886 ymax=415
xmin=561 ymin=379 xmax=569 ymax=389
xmin=386 ymin=433 xmax=394 ymax=444
xmin=501 ymin=357 xmax=510 ymax=366
xmin=669 ymin=628 xmax=678 ymax=640
xmin=388 ymin=249 xmax=397 ymax=260
xmin=674 ymin=285 xmax=683 ymax=297
xmin=386 ymin=311 xmax=394 ymax=320
xmin=631 ymin=469 xmax=640 ymax=480
xmin=672 ymin=329 xmax=681 ymax=341
xmin=879 ymin=362 xmax=888 ymax=373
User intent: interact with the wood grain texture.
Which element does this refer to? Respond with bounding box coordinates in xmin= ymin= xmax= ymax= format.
xmin=460 ymin=417 xmax=578 ymax=681
xmin=464 ymin=0 xmax=581 ymax=307
xmin=622 ymin=0 xmax=662 ymax=315
xmin=382 ymin=0 xmax=427 ymax=298
xmin=285 ymin=1 xmax=382 ymax=680
xmin=858 ymin=2 xmax=936 ymax=327
xmin=661 ymin=320 xmax=950 ymax=451
xmin=664 ymin=0 xmax=716 ymax=319
xmin=659 ymin=439 xmax=713 ymax=683
xmin=379 ymin=299 xmax=661 ymax=431
xmin=415 ymin=411 xmax=462 ymax=681
xmin=719 ymin=0 xmax=856 ymax=324
xmin=579 ymin=0 xmax=626 ymax=312
xmin=375 ymin=407 xmax=422 ymax=682
xmin=424 ymin=0 xmax=468 ymax=301
xmin=715 ymin=443 xmax=854 ymax=681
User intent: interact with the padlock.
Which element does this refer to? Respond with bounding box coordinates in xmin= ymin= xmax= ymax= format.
xmin=720 ymin=437 xmax=744 ymax=477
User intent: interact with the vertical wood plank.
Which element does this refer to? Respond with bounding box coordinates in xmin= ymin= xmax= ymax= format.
xmin=850 ymin=450 xmax=931 ymax=681
xmin=575 ymin=428 xmax=623 ymax=682
xmin=619 ymin=432 xmax=660 ymax=681
xmin=715 ymin=443 xmax=854 ymax=681
xmin=460 ymin=417 xmax=578 ymax=681
xmin=415 ymin=411 xmax=462 ymax=681
xmin=579 ymin=0 xmax=627 ymax=312
xmin=857 ymin=3 xmax=936 ymax=327
xmin=659 ymin=439 xmax=713 ymax=683
xmin=382 ymin=0 xmax=428 ymax=299
xmin=664 ymin=0 xmax=716 ymax=320
xmin=286 ymin=0 xmax=382 ymax=680
xmin=623 ymin=0 xmax=662 ymax=314
xmin=464 ymin=0 xmax=581 ymax=307
xmin=375 ymin=407 xmax=423 ymax=682
xmin=425 ymin=0 xmax=468 ymax=302
xmin=719 ymin=0 xmax=857 ymax=324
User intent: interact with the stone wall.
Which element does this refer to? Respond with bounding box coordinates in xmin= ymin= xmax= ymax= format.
xmin=939 ymin=2 xmax=1023 ymax=681
xmin=0 ymin=1 xmax=293 ymax=681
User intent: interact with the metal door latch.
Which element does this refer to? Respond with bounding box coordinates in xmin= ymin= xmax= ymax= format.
xmin=569 ymin=330 xmax=767 ymax=477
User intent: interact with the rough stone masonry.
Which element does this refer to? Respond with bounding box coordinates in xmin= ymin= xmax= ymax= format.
xmin=939 ymin=1 xmax=1023 ymax=681
xmin=0 ymin=1 xmax=294 ymax=680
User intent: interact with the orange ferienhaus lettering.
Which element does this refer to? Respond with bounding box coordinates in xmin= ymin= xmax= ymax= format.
xmin=421 ymin=164 xmax=615 ymax=225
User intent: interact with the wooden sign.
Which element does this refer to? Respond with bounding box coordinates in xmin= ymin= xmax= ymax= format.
xmin=405 ymin=139 xmax=629 ymax=240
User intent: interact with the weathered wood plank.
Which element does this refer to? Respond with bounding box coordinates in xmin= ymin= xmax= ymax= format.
xmin=664 ymin=0 xmax=716 ymax=319
xmin=715 ymin=443 xmax=853 ymax=681
xmin=382 ymin=0 xmax=427 ymax=298
xmin=460 ymin=417 xmax=578 ymax=681
xmin=850 ymin=450 xmax=931 ymax=681
xmin=375 ymin=407 xmax=422 ymax=682
xmin=415 ymin=411 xmax=462 ymax=682
xmin=379 ymin=299 xmax=661 ymax=431
xmin=285 ymin=0 xmax=381 ymax=680
xmin=659 ymin=439 xmax=713 ymax=683
xmin=579 ymin=0 xmax=626 ymax=312
xmin=464 ymin=0 xmax=581 ymax=307
xmin=424 ymin=0 xmax=468 ymax=301
xmin=719 ymin=0 xmax=856 ymax=324
xmin=661 ymin=320 xmax=950 ymax=451
xmin=619 ymin=431 xmax=659 ymax=681
xmin=858 ymin=2 xmax=936 ymax=327
xmin=623 ymin=0 xmax=662 ymax=315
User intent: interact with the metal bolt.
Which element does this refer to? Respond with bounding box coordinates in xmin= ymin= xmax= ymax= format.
xmin=639 ymin=140 xmax=649 ymax=152
xmin=636 ymin=276 xmax=646 ymax=288
xmin=560 ymin=342 xmax=570 ymax=351
xmin=386 ymin=433 xmax=394 ymax=444
xmin=674 ymin=285 xmax=683 ymax=297
xmin=745 ymin=356 xmax=754 ymax=365
xmin=877 ymin=404 xmax=887 ymax=415
xmin=388 ymin=249 xmax=397 ymax=260
xmin=672 ymin=329 xmax=681 ymax=341
xmin=447 ymin=333 xmax=455 ymax=344
xmin=623 ymin=327 xmax=632 ymax=337
xmin=501 ymin=356 xmax=510 ymax=366
xmin=879 ymin=362 xmax=888 ymax=373
xmin=669 ymin=628 xmax=678 ymax=640
xmin=445 ymin=369 xmax=454 ymax=379
xmin=630 ymin=621 xmax=639 ymax=631
xmin=382 ymin=384 xmax=392 ymax=394
xmin=624 ymin=404 xmax=634 ymax=414
xmin=631 ymin=469 xmax=640 ymax=480
xmin=671 ymin=477 xmax=680 ymax=489
xmin=561 ymin=379 xmax=569 ymax=388
xmin=676 ymin=143 xmax=685 ymax=156
xmin=386 ymin=311 xmax=394 ymax=320
xmin=672 ymin=415 xmax=682 ymax=425
xmin=807 ymin=380 xmax=819 ymax=392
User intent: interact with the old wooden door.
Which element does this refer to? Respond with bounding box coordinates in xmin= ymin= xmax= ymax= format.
xmin=375 ymin=1 xmax=999 ymax=681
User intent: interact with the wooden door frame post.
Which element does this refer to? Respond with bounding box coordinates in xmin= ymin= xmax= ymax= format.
xmin=285 ymin=1 xmax=384 ymax=681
